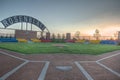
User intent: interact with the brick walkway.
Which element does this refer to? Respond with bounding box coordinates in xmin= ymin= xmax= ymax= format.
xmin=0 ymin=49 xmax=120 ymax=80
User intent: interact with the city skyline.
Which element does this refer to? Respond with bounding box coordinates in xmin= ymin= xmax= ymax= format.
xmin=0 ymin=0 xmax=120 ymax=36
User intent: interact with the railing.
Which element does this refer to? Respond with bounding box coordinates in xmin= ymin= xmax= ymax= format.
xmin=0 ymin=33 xmax=118 ymax=40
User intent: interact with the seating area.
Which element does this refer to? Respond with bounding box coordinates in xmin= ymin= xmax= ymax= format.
xmin=0 ymin=37 xmax=118 ymax=45
xmin=100 ymin=40 xmax=117 ymax=45
xmin=65 ymin=39 xmax=75 ymax=43
xmin=0 ymin=38 xmax=18 ymax=42
xmin=17 ymin=38 xmax=28 ymax=42
xmin=75 ymin=40 xmax=85 ymax=43
xmin=74 ymin=39 xmax=117 ymax=45
xmin=31 ymin=39 xmax=41 ymax=42
xmin=41 ymin=39 xmax=51 ymax=42
xmin=75 ymin=40 xmax=100 ymax=44
xmin=90 ymin=40 xmax=100 ymax=44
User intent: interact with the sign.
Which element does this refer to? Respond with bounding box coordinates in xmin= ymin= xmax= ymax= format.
xmin=1 ymin=15 xmax=46 ymax=31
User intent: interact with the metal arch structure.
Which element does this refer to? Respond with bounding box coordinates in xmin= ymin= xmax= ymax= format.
xmin=0 ymin=15 xmax=49 ymax=32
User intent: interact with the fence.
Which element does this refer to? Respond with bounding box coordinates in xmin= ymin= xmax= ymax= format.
xmin=75 ymin=36 xmax=118 ymax=40
xmin=0 ymin=33 xmax=118 ymax=40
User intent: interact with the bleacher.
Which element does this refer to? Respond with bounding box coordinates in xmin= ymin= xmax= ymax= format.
xmin=0 ymin=38 xmax=18 ymax=42
xmin=100 ymin=40 xmax=117 ymax=45
xmin=31 ymin=39 xmax=41 ymax=42
xmin=0 ymin=37 xmax=118 ymax=45
xmin=75 ymin=40 xmax=85 ymax=43
xmin=17 ymin=38 xmax=28 ymax=42
xmin=74 ymin=39 xmax=117 ymax=45
xmin=90 ymin=40 xmax=100 ymax=44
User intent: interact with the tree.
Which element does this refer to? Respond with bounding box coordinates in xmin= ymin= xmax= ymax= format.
xmin=57 ymin=33 xmax=61 ymax=39
xmin=94 ymin=29 xmax=101 ymax=40
xmin=51 ymin=33 xmax=56 ymax=39
xmin=114 ymin=31 xmax=118 ymax=40
xmin=62 ymin=34 xmax=65 ymax=40
xmin=74 ymin=31 xmax=80 ymax=40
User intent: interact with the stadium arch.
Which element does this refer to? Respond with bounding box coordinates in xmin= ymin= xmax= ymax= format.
xmin=0 ymin=15 xmax=50 ymax=39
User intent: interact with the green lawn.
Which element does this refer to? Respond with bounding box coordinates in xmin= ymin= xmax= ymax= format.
xmin=0 ymin=42 xmax=120 ymax=55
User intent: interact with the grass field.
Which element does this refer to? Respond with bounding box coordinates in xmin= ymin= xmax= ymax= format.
xmin=0 ymin=42 xmax=120 ymax=55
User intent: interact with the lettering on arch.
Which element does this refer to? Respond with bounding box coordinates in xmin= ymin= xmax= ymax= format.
xmin=1 ymin=15 xmax=46 ymax=31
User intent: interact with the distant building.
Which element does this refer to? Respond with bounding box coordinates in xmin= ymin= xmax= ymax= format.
xmin=118 ymin=31 xmax=120 ymax=40
xmin=46 ymin=32 xmax=50 ymax=40
xmin=66 ymin=33 xmax=71 ymax=40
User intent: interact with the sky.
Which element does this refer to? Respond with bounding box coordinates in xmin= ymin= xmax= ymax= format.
xmin=0 ymin=0 xmax=120 ymax=36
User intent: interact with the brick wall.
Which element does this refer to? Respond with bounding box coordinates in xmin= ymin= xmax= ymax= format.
xmin=15 ymin=30 xmax=37 ymax=40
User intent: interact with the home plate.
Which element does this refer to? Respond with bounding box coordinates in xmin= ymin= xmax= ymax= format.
xmin=56 ymin=66 xmax=72 ymax=71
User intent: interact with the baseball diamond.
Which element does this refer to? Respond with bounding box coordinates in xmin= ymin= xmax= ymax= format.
xmin=0 ymin=49 xmax=120 ymax=80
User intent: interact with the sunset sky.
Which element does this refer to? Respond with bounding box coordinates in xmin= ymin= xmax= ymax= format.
xmin=0 ymin=0 xmax=120 ymax=36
